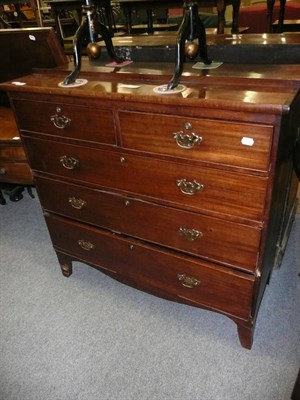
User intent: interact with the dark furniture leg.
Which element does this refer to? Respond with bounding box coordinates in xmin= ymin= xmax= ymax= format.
xmin=0 ymin=184 xmax=35 ymax=204
xmin=267 ymin=0 xmax=275 ymax=32
xmin=216 ymin=0 xmax=226 ymax=33
xmin=146 ymin=9 xmax=154 ymax=33
xmin=231 ymin=0 xmax=241 ymax=33
xmin=277 ymin=0 xmax=286 ymax=32
xmin=291 ymin=369 xmax=300 ymax=400
xmin=27 ymin=185 xmax=35 ymax=199
xmin=267 ymin=0 xmax=286 ymax=33
xmin=0 ymin=188 xmax=6 ymax=205
xmin=63 ymin=0 xmax=124 ymax=85
xmin=236 ymin=320 xmax=254 ymax=350
xmin=63 ymin=19 xmax=88 ymax=85
xmin=215 ymin=0 xmax=240 ymax=33
xmin=122 ymin=4 xmax=133 ymax=34
xmin=7 ymin=185 xmax=24 ymax=202
xmin=167 ymin=0 xmax=211 ymax=90
xmin=56 ymin=251 xmax=73 ymax=277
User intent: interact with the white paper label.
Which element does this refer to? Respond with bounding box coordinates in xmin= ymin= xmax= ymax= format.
xmin=11 ymin=81 xmax=26 ymax=86
xmin=118 ymin=84 xmax=141 ymax=89
xmin=241 ymin=137 xmax=254 ymax=146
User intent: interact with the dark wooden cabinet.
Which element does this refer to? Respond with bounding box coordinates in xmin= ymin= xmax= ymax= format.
xmin=0 ymin=27 xmax=68 ymax=203
xmin=3 ymin=65 xmax=299 ymax=348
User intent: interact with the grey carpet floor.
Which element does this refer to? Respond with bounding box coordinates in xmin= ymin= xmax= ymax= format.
xmin=0 ymin=190 xmax=299 ymax=400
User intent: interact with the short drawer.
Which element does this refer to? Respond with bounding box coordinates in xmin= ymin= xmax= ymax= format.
xmin=45 ymin=213 xmax=255 ymax=320
xmin=0 ymin=143 xmax=27 ymax=161
xmin=24 ymin=137 xmax=268 ymax=221
xmin=119 ymin=111 xmax=273 ymax=172
xmin=13 ymin=99 xmax=116 ymax=145
xmin=37 ymin=176 xmax=261 ymax=272
xmin=0 ymin=162 xmax=33 ymax=184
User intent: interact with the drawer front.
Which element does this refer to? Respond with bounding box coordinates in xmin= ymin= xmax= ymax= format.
xmin=120 ymin=111 xmax=273 ymax=171
xmin=24 ymin=137 xmax=268 ymax=221
xmin=0 ymin=162 xmax=32 ymax=184
xmin=0 ymin=144 xmax=27 ymax=161
xmin=45 ymin=214 xmax=255 ymax=320
xmin=36 ymin=177 xmax=261 ymax=272
xmin=13 ymin=99 xmax=116 ymax=145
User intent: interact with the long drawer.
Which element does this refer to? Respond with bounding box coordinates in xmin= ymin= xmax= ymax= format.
xmin=45 ymin=213 xmax=255 ymax=320
xmin=24 ymin=136 xmax=268 ymax=221
xmin=13 ymin=99 xmax=116 ymax=145
xmin=36 ymin=176 xmax=261 ymax=272
xmin=119 ymin=111 xmax=273 ymax=172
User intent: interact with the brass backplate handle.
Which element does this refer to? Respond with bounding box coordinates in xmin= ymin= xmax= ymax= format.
xmin=78 ymin=240 xmax=95 ymax=251
xmin=178 ymin=227 xmax=203 ymax=241
xmin=177 ymin=274 xmax=201 ymax=288
xmin=176 ymin=179 xmax=204 ymax=195
xmin=59 ymin=155 xmax=79 ymax=170
xmin=173 ymin=131 xmax=202 ymax=149
xmin=50 ymin=107 xmax=71 ymax=129
xmin=69 ymin=196 xmax=86 ymax=209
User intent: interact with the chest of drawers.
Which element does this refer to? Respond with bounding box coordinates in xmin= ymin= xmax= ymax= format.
xmin=4 ymin=69 xmax=299 ymax=348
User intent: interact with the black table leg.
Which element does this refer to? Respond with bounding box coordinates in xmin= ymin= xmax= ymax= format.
xmin=167 ymin=0 xmax=211 ymax=90
xmin=63 ymin=0 xmax=124 ymax=86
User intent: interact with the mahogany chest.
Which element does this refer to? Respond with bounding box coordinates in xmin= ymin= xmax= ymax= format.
xmin=4 ymin=67 xmax=299 ymax=348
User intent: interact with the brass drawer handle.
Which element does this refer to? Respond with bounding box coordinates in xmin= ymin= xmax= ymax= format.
xmin=176 ymin=179 xmax=204 ymax=195
xmin=59 ymin=155 xmax=79 ymax=170
xmin=173 ymin=132 xmax=202 ymax=149
xmin=0 ymin=167 xmax=6 ymax=175
xmin=50 ymin=107 xmax=71 ymax=129
xmin=78 ymin=239 xmax=95 ymax=251
xmin=69 ymin=196 xmax=86 ymax=209
xmin=178 ymin=227 xmax=203 ymax=241
xmin=177 ymin=274 xmax=201 ymax=288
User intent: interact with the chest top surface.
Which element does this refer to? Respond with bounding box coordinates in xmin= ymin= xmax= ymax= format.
xmin=1 ymin=67 xmax=298 ymax=117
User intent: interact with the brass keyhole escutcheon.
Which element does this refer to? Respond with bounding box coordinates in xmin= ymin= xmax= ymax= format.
xmin=173 ymin=122 xmax=202 ymax=149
